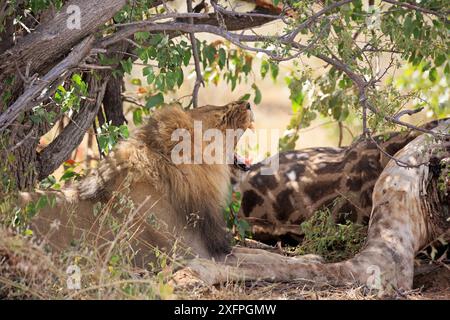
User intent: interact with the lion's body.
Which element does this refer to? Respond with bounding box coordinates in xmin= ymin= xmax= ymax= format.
xmin=19 ymin=102 xmax=254 ymax=267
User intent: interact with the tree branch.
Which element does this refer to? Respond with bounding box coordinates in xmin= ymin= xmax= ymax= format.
xmin=381 ymin=0 xmax=448 ymax=17
xmin=0 ymin=35 xmax=95 ymax=132
xmin=187 ymin=0 xmax=203 ymax=108
xmin=0 ymin=0 xmax=128 ymax=96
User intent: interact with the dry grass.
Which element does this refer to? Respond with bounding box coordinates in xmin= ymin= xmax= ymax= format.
xmin=1 ymin=224 xmax=449 ymax=300
xmin=0 ymin=186 xmax=178 ymax=300
xmin=0 ymin=224 xmax=177 ymax=300
xmin=175 ymin=268 xmax=450 ymax=300
xmin=0 ymin=178 xmax=448 ymax=300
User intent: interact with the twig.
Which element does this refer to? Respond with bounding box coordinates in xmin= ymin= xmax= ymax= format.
xmin=187 ymin=0 xmax=204 ymax=108
xmin=368 ymin=133 xmax=431 ymax=168
xmin=6 ymin=129 xmax=38 ymax=152
xmin=283 ymin=0 xmax=353 ymax=42
xmin=366 ymin=101 xmax=449 ymax=137
xmin=14 ymin=60 xmax=37 ymax=89
xmin=78 ymin=63 xmax=112 ymax=70
xmin=393 ymin=107 xmax=424 ymax=120
xmin=381 ymin=0 xmax=448 ymax=18
xmin=338 ymin=121 xmax=343 ymax=147
xmin=122 ymin=95 xmax=146 ymax=109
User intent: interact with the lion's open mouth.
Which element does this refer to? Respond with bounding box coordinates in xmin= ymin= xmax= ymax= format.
xmin=234 ymin=153 xmax=251 ymax=171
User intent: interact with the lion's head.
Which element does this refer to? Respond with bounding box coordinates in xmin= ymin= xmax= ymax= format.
xmin=187 ymin=100 xmax=255 ymax=133
xmin=140 ymin=101 xmax=255 ymax=169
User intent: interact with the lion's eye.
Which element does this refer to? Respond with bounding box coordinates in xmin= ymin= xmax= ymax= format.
xmin=246 ymin=102 xmax=251 ymax=110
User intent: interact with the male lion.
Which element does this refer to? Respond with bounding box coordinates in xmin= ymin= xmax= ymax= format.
xmin=19 ymin=101 xmax=255 ymax=267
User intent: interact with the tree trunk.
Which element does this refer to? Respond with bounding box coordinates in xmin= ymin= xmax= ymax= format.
xmin=101 ymin=76 xmax=127 ymax=127
xmin=0 ymin=0 xmax=279 ymax=190
xmin=0 ymin=1 xmax=128 ymax=190
xmin=0 ymin=0 xmax=127 ymax=97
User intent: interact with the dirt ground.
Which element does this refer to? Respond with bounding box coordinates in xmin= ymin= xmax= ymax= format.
xmin=174 ymin=265 xmax=450 ymax=300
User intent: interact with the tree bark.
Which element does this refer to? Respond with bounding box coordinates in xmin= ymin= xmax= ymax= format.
xmin=100 ymin=76 xmax=127 ymax=127
xmin=0 ymin=1 xmax=129 ymax=190
xmin=0 ymin=0 xmax=279 ymax=190
xmin=0 ymin=0 xmax=127 ymax=97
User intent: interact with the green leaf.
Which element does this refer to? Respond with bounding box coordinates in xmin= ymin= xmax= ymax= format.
xmin=444 ymin=62 xmax=450 ymax=77
xmin=428 ymin=68 xmax=437 ymax=82
xmin=71 ymin=73 xmax=83 ymax=86
xmin=166 ymin=71 xmax=177 ymax=89
xmin=434 ymin=54 xmax=446 ymax=67
xmin=243 ymin=59 xmax=252 ymax=74
xmin=270 ymin=62 xmax=279 ymax=81
xmin=130 ymin=78 xmax=142 ymax=86
xmin=146 ymin=93 xmax=164 ymax=109
xmin=142 ymin=66 xmax=156 ymax=84
xmin=261 ymin=60 xmax=269 ymax=78
xmin=404 ymin=15 xmax=414 ymax=37
xmin=175 ymin=68 xmax=184 ymax=87
xmin=133 ymin=108 xmax=143 ymax=125
xmin=203 ymin=45 xmax=217 ymax=65
xmin=143 ymin=66 xmax=153 ymax=76
xmin=252 ymin=84 xmax=262 ymax=105
xmin=218 ymin=48 xmax=226 ymax=69
xmin=35 ymin=196 xmax=49 ymax=210
xmin=135 ymin=31 xmax=150 ymax=42
xmin=60 ymin=170 xmax=76 ymax=181
xmin=239 ymin=93 xmax=251 ymax=101
xmin=183 ymin=50 xmax=191 ymax=66
xmin=120 ymin=58 xmax=133 ymax=74
xmin=155 ymin=75 xmax=165 ymax=91
xmin=119 ymin=125 xmax=129 ymax=138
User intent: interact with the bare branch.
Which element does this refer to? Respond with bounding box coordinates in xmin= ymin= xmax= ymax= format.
xmin=368 ymin=133 xmax=432 ymax=168
xmin=122 ymin=95 xmax=146 ymax=109
xmin=393 ymin=107 xmax=424 ymax=120
xmin=283 ymin=0 xmax=353 ymax=42
xmin=187 ymin=0 xmax=204 ymax=108
xmin=78 ymin=63 xmax=113 ymax=70
xmin=381 ymin=0 xmax=448 ymax=18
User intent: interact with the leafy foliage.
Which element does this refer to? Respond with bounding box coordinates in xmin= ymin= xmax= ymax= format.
xmin=292 ymin=205 xmax=366 ymax=262
xmin=223 ymin=190 xmax=252 ymax=242
xmin=54 ymin=73 xmax=88 ymax=113
xmin=394 ymin=63 xmax=449 ymax=118
xmin=97 ymin=122 xmax=130 ymax=155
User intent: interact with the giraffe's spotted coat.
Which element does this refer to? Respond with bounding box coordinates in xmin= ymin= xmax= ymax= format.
xmin=231 ymin=124 xmax=443 ymax=245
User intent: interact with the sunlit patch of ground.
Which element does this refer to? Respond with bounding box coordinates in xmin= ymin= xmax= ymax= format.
xmin=175 ymin=267 xmax=450 ymax=300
